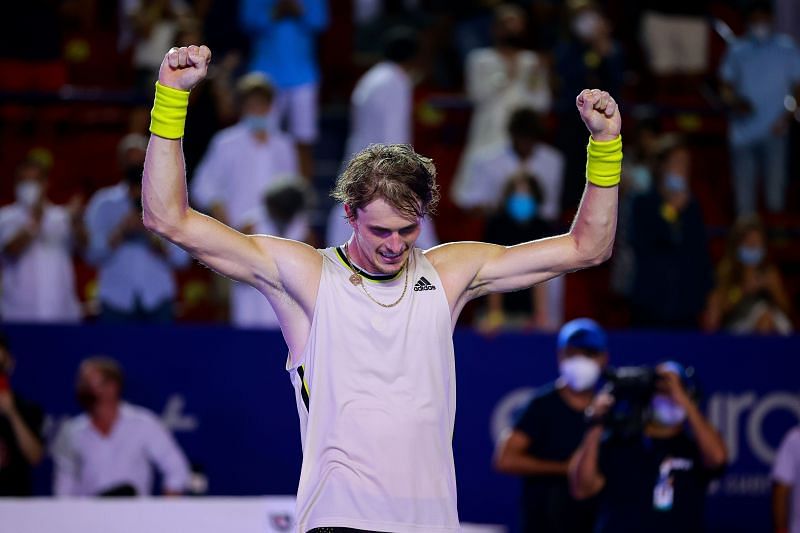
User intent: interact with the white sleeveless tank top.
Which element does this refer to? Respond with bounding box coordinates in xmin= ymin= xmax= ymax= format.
xmin=287 ymin=247 xmax=459 ymax=532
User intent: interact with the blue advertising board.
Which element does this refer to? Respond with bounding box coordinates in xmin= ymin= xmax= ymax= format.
xmin=2 ymin=324 xmax=798 ymax=532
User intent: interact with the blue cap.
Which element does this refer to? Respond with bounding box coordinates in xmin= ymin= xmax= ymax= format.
xmin=557 ymin=318 xmax=607 ymax=352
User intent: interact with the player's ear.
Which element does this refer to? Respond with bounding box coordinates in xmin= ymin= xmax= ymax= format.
xmin=344 ymin=204 xmax=357 ymax=226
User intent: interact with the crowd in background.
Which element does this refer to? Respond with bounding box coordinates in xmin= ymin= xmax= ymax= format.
xmin=0 ymin=0 xmax=798 ymax=335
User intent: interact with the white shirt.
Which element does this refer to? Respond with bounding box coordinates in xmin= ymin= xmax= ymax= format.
xmin=84 ymin=183 xmax=191 ymax=311
xmin=0 ymin=202 xmax=81 ymax=323
xmin=325 ymin=203 xmax=440 ymax=249
xmin=344 ymin=61 xmax=412 ymax=162
xmin=231 ymin=208 xmax=310 ymax=329
xmin=773 ymin=426 xmax=800 ymax=533
xmin=452 ymin=141 xmax=565 ymax=221
xmin=191 ymin=124 xmax=299 ymax=228
xmin=462 ymin=48 xmax=551 ymax=156
xmin=53 ymin=403 xmax=190 ymax=497
xmin=289 ymin=248 xmax=458 ymax=532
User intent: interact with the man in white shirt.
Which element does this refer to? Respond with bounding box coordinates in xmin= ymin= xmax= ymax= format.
xmin=453 ymin=107 xmax=565 ymax=222
xmin=52 ymin=357 xmax=190 ymax=497
xmin=190 ymin=72 xmax=300 ymax=230
xmin=85 ymin=134 xmax=190 ymax=322
xmin=343 ymin=27 xmax=418 ymax=164
xmin=0 ymin=159 xmax=83 ymax=323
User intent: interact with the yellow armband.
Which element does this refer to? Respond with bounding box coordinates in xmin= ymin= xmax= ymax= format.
xmin=586 ymin=135 xmax=622 ymax=187
xmin=149 ymin=82 xmax=190 ymax=139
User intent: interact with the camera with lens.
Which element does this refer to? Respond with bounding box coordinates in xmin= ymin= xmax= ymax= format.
xmin=601 ymin=366 xmax=660 ymax=439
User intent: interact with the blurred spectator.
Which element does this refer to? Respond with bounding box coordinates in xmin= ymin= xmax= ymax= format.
xmin=343 ymin=27 xmax=419 ymax=164
xmin=773 ymin=425 xmax=800 ymax=533
xmin=191 ymin=72 xmax=300 ymax=229
xmin=639 ymin=0 xmax=710 ymax=78
xmin=120 ymin=0 xmax=191 ymax=92
xmin=0 ymin=334 xmax=44 ymax=496
xmin=452 ymin=107 xmax=564 ymax=223
xmin=0 ymin=159 xmax=84 ymax=323
xmin=570 ymin=362 xmax=727 ymax=533
xmin=454 ymin=3 xmax=552 ymax=188
xmin=494 ymin=318 xmax=607 ymax=533
xmin=326 ymin=203 xmax=440 ymax=250
xmin=240 ymin=0 xmax=329 ymax=178
xmin=609 ymin=116 xmax=662 ymax=298
xmin=354 ymin=0 xmax=428 ymax=64
xmin=477 ymin=174 xmax=559 ymax=333
xmin=85 ymin=134 xmax=191 ymax=323
xmin=719 ymin=0 xmax=800 ymax=216
xmin=53 ymin=357 xmax=190 ymax=496
xmin=629 ymin=137 xmax=713 ymax=329
xmin=554 ymin=1 xmax=624 ymax=211
xmin=232 ymin=181 xmax=314 ymax=329
xmin=704 ymin=216 xmax=793 ymax=335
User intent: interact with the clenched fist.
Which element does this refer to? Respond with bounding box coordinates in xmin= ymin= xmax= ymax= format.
xmin=158 ymin=45 xmax=212 ymax=91
xmin=576 ymin=89 xmax=621 ymax=142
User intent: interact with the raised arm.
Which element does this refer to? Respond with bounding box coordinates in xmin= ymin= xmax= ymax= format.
xmin=142 ymin=46 xmax=320 ymax=352
xmin=430 ymin=89 xmax=621 ymax=315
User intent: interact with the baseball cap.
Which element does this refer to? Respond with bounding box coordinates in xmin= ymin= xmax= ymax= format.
xmin=557 ymin=318 xmax=607 ymax=352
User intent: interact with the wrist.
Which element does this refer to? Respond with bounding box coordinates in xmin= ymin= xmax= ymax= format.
xmin=586 ymin=135 xmax=622 ymax=187
xmin=150 ymin=82 xmax=190 ymax=139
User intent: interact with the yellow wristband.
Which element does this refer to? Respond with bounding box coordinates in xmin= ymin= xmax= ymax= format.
xmin=149 ymin=82 xmax=190 ymax=139
xmin=586 ymin=135 xmax=622 ymax=187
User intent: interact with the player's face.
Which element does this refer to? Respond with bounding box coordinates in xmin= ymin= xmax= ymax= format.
xmin=348 ymin=198 xmax=422 ymax=275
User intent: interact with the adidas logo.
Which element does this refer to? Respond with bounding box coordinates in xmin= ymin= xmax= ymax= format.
xmin=414 ymin=276 xmax=437 ymax=291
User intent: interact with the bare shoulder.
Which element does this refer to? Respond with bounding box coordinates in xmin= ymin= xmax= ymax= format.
xmin=250 ymin=234 xmax=323 ymax=310
xmin=424 ymin=241 xmax=504 ymax=310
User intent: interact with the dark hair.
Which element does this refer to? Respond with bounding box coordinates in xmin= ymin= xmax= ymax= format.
xmin=382 ymin=26 xmax=419 ymax=64
xmin=236 ymin=72 xmax=275 ymax=105
xmin=81 ymin=356 xmax=125 ymax=390
xmin=508 ymin=108 xmax=544 ymax=140
xmin=332 ymin=144 xmax=439 ymax=221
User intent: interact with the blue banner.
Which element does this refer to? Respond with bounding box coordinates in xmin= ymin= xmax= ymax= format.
xmin=3 ymin=325 xmax=798 ymax=532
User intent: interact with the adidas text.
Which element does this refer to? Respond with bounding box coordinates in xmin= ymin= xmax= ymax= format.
xmin=414 ymin=277 xmax=437 ymax=291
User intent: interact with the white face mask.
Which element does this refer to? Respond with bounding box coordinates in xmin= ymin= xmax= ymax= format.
xmin=15 ymin=181 xmax=42 ymax=208
xmin=651 ymin=394 xmax=687 ymax=427
xmin=559 ymin=355 xmax=601 ymax=392
xmin=572 ymin=11 xmax=601 ymax=41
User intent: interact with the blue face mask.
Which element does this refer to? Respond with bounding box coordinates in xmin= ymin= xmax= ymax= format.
xmin=243 ymin=114 xmax=269 ymax=133
xmin=506 ymin=194 xmax=537 ymax=222
xmin=738 ymin=245 xmax=764 ymax=266
xmin=663 ymin=172 xmax=688 ymax=194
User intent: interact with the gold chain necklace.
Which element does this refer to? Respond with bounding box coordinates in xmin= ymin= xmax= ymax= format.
xmin=344 ymin=244 xmax=410 ymax=308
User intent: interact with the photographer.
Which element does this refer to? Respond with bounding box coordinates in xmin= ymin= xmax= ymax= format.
xmin=569 ymin=362 xmax=727 ymax=533
xmin=495 ymin=318 xmax=607 ymax=532
xmin=0 ymin=333 xmax=44 ymax=496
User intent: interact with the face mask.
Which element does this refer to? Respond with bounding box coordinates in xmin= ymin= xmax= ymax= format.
xmin=15 ymin=181 xmax=42 ymax=208
xmin=572 ymin=11 xmax=601 ymax=41
xmin=631 ymin=166 xmax=652 ymax=192
xmin=559 ymin=355 xmax=601 ymax=392
xmin=750 ymin=23 xmax=772 ymax=42
xmin=738 ymin=245 xmax=764 ymax=266
xmin=506 ymin=193 xmax=537 ymax=222
xmin=663 ymin=172 xmax=688 ymax=194
xmin=243 ymin=114 xmax=269 ymax=133
xmin=651 ymin=394 xmax=687 ymax=427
